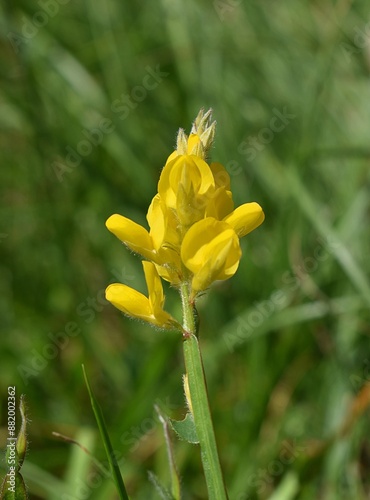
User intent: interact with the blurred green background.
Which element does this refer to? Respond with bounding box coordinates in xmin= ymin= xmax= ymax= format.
xmin=1 ymin=0 xmax=370 ymax=498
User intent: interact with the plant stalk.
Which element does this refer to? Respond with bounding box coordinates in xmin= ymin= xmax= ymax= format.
xmin=180 ymin=283 xmax=228 ymax=499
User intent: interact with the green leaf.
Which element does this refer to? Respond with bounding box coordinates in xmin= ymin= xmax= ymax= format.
xmin=170 ymin=412 xmax=199 ymax=444
xmin=82 ymin=365 xmax=130 ymax=500
xmin=0 ymin=471 xmax=28 ymax=500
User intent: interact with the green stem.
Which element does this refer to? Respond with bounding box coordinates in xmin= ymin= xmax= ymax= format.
xmin=180 ymin=283 xmax=228 ymax=499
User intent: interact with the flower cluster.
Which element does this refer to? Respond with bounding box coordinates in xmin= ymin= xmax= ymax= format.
xmin=105 ymin=110 xmax=264 ymax=330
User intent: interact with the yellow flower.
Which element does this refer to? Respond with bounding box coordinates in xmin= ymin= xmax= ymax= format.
xmin=205 ymin=162 xmax=234 ymax=220
xmin=106 ymin=208 xmax=181 ymax=269
xmin=158 ymin=154 xmax=216 ymax=227
xmin=180 ymin=202 xmax=264 ymax=293
xmin=181 ymin=218 xmax=241 ymax=294
xmin=106 ymin=197 xmax=184 ymax=284
xmin=105 ymin=261 xmax=180 ymax=330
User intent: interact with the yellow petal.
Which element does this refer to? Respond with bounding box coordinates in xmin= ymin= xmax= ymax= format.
xmin=158 ymin=155 xmax=215 ymax=210
xmin=176 ymin=176 xmax=201 ymax=226
xmin=147 ymin=194 xmax=180 ymax=251
xmin=186 ymin=133 xmax=203 ymax=155
xmin=143 ymin=261 xmax=165 ymax=314
xmin=181 ymin=218 xmax=241 ymax=292
xmin=106 ymin=269 xmax=179 ymax=329
xmin=187 ymin=133 xmax=201 ymax=151
xmin=147 ymin=195 xmax=166 ymax=250
xmin=105 ymin=283 xmax=152 ymax=319
xmin=106 ymin=214 xmax=158 ymax=262
xmin=182 ymin=218 xmax=234 ymax=269
xmin=191 ymin=238 xmax=240 ymax=292
xmin=142 ymin=261 xmax=178 ymax=326
xmin=209 ymin=162 xmax=231 ymax=190
xmin=187 ymin=155 xmax=215 ymax=196
xmin=205 ymin=187 xmax=234 ymax=220
xmin=155 ymin=262 xmax=183 ymax=285
xmin=165 ymin=150 xmax=178 ymax=165
xmin=223 ymin=202 xmax=265 ymax=238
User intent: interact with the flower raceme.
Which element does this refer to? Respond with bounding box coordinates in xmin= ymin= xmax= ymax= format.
xmin=105 ymin=109 xmax=264 ymax=329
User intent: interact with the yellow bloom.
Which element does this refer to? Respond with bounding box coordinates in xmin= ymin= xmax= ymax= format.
xmin=106 ymin=211 xmax=184 ymax=286
xmin=180 ymin=199 xmax=265 ymax=293
xmin=181 ymin=218 xmax=241 ymax=293
xmin=158 ymin=154 xmax=216 ymax=227
xmin=105 ymin=261 xmax=180 ymax=330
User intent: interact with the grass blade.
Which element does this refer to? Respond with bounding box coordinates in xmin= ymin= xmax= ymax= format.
xmin=82 ymin=365 xmax=130 ymax=500
xmin=285 ymin=167 xmax=370 ymax=307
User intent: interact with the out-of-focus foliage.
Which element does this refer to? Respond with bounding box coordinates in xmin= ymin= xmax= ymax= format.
xmin=1 ymin=0 xmax=370 ymax=498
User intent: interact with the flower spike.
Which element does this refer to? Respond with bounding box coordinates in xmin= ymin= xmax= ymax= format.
xmin=105 ymin=109 xmax=264 ymax=317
